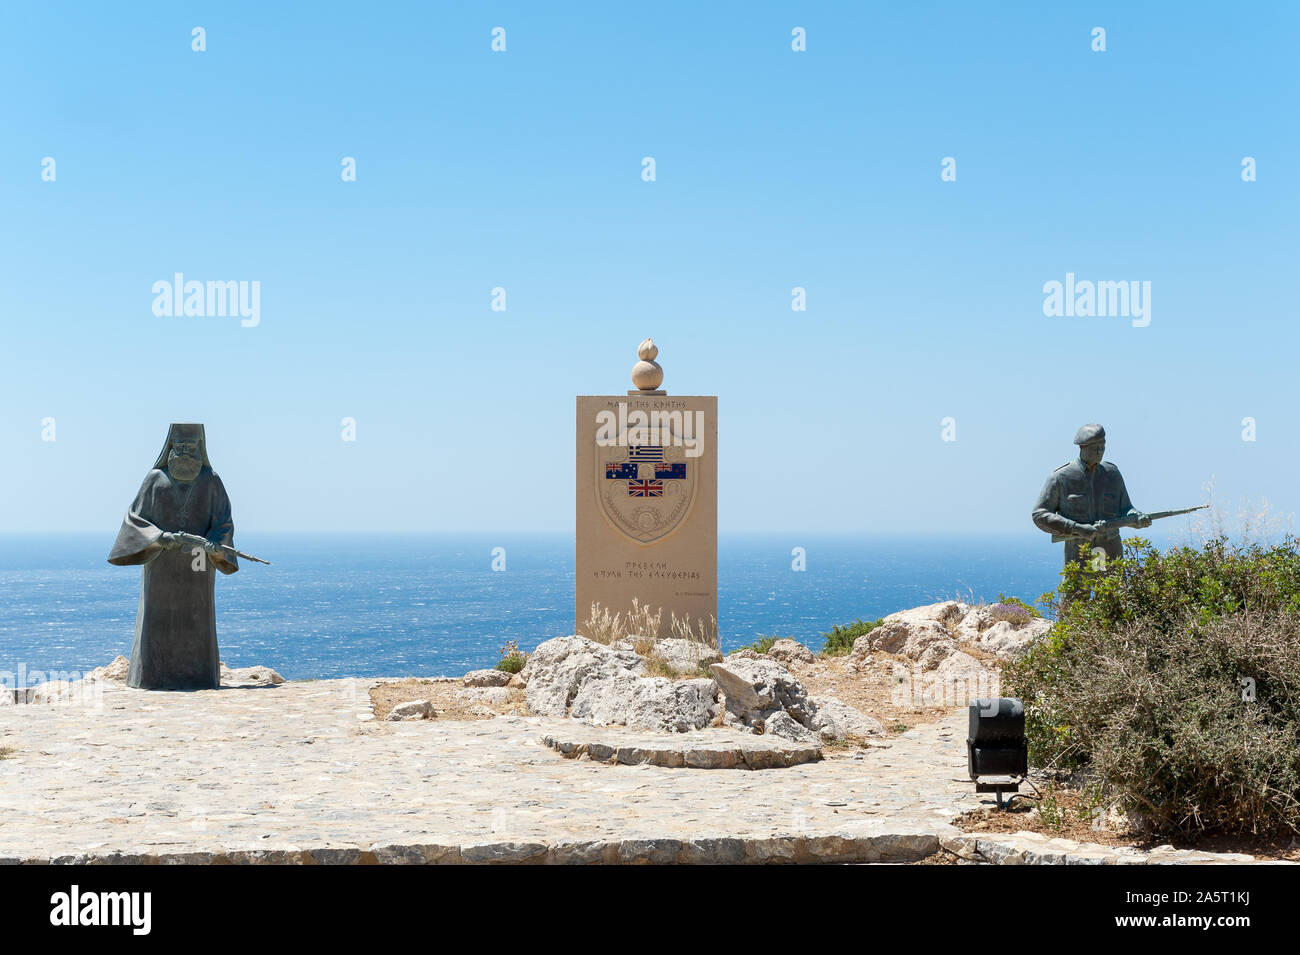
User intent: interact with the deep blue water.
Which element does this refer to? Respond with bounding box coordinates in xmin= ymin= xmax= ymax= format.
xmin=0 ymin=534 xmax=1062 ymax=680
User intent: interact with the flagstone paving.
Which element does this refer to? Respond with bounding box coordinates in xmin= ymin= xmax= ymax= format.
xmin=0 ymin=680 xmax=1274 ymax=864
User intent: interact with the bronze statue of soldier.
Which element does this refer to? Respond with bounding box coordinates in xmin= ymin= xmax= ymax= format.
xmin=1032 ymin=424 xmax=1152 ymax=567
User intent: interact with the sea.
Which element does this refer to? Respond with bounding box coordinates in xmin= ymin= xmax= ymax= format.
xmin=0 ymin=534 xmax=1064 ymax=682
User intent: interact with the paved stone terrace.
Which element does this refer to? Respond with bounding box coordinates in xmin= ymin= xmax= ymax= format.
xmin=0 ymin=680 xmax=1275 ymax=864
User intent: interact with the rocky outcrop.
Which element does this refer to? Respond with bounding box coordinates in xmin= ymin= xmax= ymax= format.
xmin=954 ymin=605 xmax=993 ymax=641
xmin=931 ymin=650 xmax=992 ymax=685
xmin=570 ymin=677 xmax=719 ymax=734
xmin=220 ymin=663 xmax=286 ymax=687
xmin=710 ymin=657 xmax=811 ymax=724
xmin=760 ymin=711 xmax=822 ymax=746
xmin=806 ymin=696 xmax=884 ymax=740
xmin=708 ymin=657 xmax=879 ymax=743
xmin=463 ymin=669 xmax=512 ymax=688
xmin=90 ymin=655 xmax=130 ymax=682
xmin=970 ymin=618 xmax=1050 ymax=656
xmin=525 ymin=636 xmax=647 ymax=716
xmin=850 ymin=600 xmax=1048 ymax=671
xmin=650 ymin=638 xmax=722 ymax=675
xmin=524 ymin=636 xmax=719 ymax=732
xmin=766 ymin=638 xmax=815 ymax=665
xmin=457 ymin=686 xmax=512 ymax=707
xmin=863 ymin=618 xmax=954 ymax=660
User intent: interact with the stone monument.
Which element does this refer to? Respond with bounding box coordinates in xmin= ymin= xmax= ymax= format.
xmin=576 ymin=339 xmax=717 ymax=637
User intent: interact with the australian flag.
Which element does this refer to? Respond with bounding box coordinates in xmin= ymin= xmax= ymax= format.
xmin=627 ymin=445 xmax=664 ymax=462
xmin=628 ymin=480 xmax=664 ymax=497
xmin=605 ymin=462 xmax=639 ymax=479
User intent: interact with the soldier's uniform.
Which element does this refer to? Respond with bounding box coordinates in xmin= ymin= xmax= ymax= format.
xmin=1032 ymin=424 xmax=1142 ymax=566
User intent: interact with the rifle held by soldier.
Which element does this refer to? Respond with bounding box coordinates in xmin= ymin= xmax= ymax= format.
xmin=1051 ymin=504 xmax=1208 ymax=543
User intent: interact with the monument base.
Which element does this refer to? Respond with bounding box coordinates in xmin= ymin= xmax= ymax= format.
xmin=576 ymin=393 xmax=717 ymax=638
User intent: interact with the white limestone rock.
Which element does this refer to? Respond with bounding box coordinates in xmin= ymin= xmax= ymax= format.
xmin=570 ymin=674 xmax=719 ymax=732
xmin=525 ymin=636 xmax=647 ymax=719
xmin=709 ymin=657 xmax=811 ymax=722
xmin=761 ymin=710 xmax=822 ymax=746
xmin=766 ymin=638 xmax=815 ymax=665
xmin=651 ymin=638 xmax=722 ymax=674
xmin=931 ymin=650 xmax=998 ymax=687
xmin=524 ymin=635 xmax=717 ymax=732
xmin=86 ymin=655 xmax=131 ymax=683
xmin=972 ymin=618 xmax=1051 ymax=658
xmin=220 ymin=663 xmax=286 ymax=686
xmin=852 ymin=619 xmax=953 ymax=661
xmin=386 ymin=699 xmax=434 ymax=721
xmin=916 ymin=639 xmax=960 ymax=671
xmin=885 ymin=601 xmax=970 ymax=629
xmin=463 ymin=669 xmax=512 ymax=688
xmin=807 ymin=696 xmax=884 ymax=741
xmin=954 ymin=606 xmax=994 ymax=641
xmin=457 ymin=686 xmax=512 ymax=706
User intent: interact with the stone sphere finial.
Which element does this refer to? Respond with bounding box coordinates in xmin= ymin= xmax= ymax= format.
xmin=631 ymin=338 xmax=665 ymax=392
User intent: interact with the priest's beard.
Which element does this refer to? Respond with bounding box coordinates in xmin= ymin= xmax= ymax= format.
xmin=167 ymin=450 xmax=203 ymax=482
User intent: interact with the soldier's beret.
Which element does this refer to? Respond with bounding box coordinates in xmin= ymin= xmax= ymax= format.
xmin=1073 ymin=423 xmax=1105 ymax=445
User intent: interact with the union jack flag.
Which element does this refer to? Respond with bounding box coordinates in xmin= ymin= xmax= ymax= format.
xmin=627 ymin=445 xmax=664 ymax=462
xmin=627 ymin=480 xmax=664 ymax=497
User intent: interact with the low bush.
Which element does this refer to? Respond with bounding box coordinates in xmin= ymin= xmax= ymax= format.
xmin=738 ymin=635 xmax=778 ymax=655
xmin=988 ymin=593 xmax=1042 ymax=626
xmin=495 ymin=640 xmax=527 ymax=673
xmin=1008 ymin=535 xmax=1300 ymax=836
xmin=820 ymin=618 xmax=883 ymax=656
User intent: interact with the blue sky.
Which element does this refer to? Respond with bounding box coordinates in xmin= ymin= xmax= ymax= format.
xmin=1 ymin=2 xmax=1296 ymax=537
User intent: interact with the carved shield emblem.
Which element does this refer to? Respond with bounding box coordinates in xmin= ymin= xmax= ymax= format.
xmin=595 ymin=441 xmax=698 ymax=543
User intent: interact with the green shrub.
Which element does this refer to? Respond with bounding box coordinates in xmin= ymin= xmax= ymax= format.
xmin=1044 ymin=535 xmax=1300 ymax=637
xmin=1007 ymin=535 xmax=1300 ymax=837
xmin=738 ymin=635 xmax=779 ymax=655
xmin=495 ymin=639 xmax=527 ymax=674
xmin=821 ymin=618 xmax=883 ymax=656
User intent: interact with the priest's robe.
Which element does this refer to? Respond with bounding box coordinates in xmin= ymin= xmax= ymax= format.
xmin=107 ymin=467 xmax=238 ymax=689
